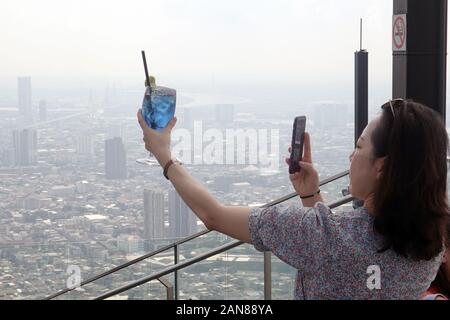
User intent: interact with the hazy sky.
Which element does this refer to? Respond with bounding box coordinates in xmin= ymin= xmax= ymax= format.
xmin=0 ymin=0 xmax=393 ymax=86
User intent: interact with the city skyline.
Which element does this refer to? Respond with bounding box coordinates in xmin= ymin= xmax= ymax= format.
xmin=0 ymin=72 xmax=358 ymax=299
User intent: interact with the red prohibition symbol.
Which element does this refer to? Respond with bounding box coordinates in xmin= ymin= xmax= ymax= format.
xmin=393 ymin=16 xmax=406 ymax=49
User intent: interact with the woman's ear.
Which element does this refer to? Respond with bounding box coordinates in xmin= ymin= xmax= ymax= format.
xmin=374 ymin=156 xmax=387 ymax=179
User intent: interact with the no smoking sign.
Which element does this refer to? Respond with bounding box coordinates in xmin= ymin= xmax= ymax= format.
xmin=393 ymin=14 xmax=407 ymax=51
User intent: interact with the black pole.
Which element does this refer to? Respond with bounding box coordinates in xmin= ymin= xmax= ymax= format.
xmin=351 ymin=19 xmax=368 ymax=209
xmin=393 ymin=0 xmax=447 ymax=123
xmin=355 ymin=19 xmax=368 ymax=148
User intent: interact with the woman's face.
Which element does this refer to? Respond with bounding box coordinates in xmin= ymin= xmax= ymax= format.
xmin=349 ymin=117 xmax=385 ymax=201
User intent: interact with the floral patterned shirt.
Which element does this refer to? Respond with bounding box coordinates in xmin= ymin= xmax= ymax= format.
xmin=248 ymin=202 xmax=443 ymax=300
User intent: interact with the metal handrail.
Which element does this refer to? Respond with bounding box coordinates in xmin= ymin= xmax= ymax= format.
xmin=93 ymin=195 xmax=355 ymax=300
xmin=44 ymin=169 xmax=350 ymax=300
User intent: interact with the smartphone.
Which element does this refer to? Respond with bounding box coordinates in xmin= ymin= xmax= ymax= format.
xmin=289 ymin=116 xmax=306 ymax=174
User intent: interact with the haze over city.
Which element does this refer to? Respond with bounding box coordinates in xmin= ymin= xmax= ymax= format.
xmin=0 ymin=0 xmax=397 ymax=105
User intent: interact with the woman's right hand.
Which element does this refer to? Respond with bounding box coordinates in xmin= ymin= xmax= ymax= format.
xmin=285 ymin=132 xmax=320 ymax=197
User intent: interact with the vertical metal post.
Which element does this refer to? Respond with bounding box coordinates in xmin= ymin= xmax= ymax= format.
xmin=174 ymin=244 xmax=179 ymax=300
xmin=157 ymin=277 xmax=174 ymax=300
xmin=393 ymin=0 xmax=447 ymax=122
xmin=352 ymin=19 xmax=369 ymax=210
xmin=354 ymin=19 xmax=368 ymax=147
xmin=263 ymin=251 xmax=272 ymax=300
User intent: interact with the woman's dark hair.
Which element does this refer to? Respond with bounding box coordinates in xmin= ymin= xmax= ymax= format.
xmin=371 ymin=99 xmax=449 ymax=261
xmin=430 ymin=220 xmax=450 ymax=297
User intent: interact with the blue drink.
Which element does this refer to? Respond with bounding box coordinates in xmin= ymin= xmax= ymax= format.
xmin=141 ymin=85 xmax=176 ymax=131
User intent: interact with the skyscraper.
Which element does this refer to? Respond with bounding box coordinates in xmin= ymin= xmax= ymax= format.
xmin=143 ymin=189 xmax=165 ymax=241
xmin=0 ymin=148 xmax=15 ymax=167
xmin=312 ymin=102 xmax=348 ymax=128
xmin=12 ymin=129 xmax=37 ymax=166
xmin=168 ymin=189 xmax=198 ymax=238
xmin=77 ymin=134 xmax=94 ymax=162
xmin=104 ymin=137 xmax=127 ymax=179
xmin=18 ymin=77 xmax=32 ymax=122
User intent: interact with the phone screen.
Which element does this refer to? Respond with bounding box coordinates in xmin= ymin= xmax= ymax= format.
xmin=289 ymin=116 xmax=306 ymax=174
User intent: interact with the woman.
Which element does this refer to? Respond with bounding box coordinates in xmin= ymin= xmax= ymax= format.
xmin=137 ymin=99 xmax=448 ymax=299
xmin=424 ymin=221 xmax=450 ymax=300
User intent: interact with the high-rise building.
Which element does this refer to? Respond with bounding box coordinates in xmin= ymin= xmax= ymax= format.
xmin=77 ymin=134 xmax=94 ymax=161
xmin=143 ymin=189 xmax=165 ymax=241
xmin=0 ymin=148 xmax=15 ymax=167
xmin=18 ymin=77 xmax=32 ymax=122
xmin=168 ymin=189 xmax=198 ymax=238
xmin=12 ymin=129 xmax=37 ymax=166
xmin=38 ymin=100 xmax=47 ymax=122
xmin=312 ymin=102 xmax=349 ymax=128
xmin=117 ymin=235 xmax=143 ymax=254
xmin=215 ymin=104 xmax=234 ymax=125
xmin=104 ymin=137 xmax=127 ymax=179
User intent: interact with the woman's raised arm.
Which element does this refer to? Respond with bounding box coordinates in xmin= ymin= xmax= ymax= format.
xmin=137 ymin=110 xmax=253 ymax=243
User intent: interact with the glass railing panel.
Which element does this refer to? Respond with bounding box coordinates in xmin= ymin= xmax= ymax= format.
xmin=0 ymin=243 xmax=71 ymax=300
xmin=271 ymin=255 xmax=297 ymax=300
xmin=0 ymin=239 xmax=176 ymax=300
xmin=100 ymin=279 xmax=170 ymax=300
xmin=0 ymin=242 xmax=120 ymax=300
xmin=177 ymin=230 xmax=231 ymax=263
xmin=56 ymin=243 xmax=176 ymax=299
xmin=177 ymin=244 xmax=264 ymax=300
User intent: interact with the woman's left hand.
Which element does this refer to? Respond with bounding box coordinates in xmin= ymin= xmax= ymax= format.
xmin=137 ymin=109 xmax=177 ymax=167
